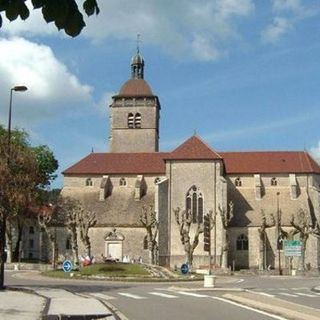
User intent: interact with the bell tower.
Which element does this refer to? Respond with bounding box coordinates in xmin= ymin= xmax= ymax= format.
xmin=109 ymin=48 xmax=160 ymax=153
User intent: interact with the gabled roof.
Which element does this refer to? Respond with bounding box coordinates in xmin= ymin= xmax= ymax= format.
xmin=220 ymin=151 xmax=320 ymax=174
xmin=165 ymin=135 xmax=222 ymax=160
xmin=63 ymin=137 xmax=320 ymax=176
xmin=63 ymin=152 xmax=168 ymax=175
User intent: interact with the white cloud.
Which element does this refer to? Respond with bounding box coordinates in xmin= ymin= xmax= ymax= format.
xmin=0 ymin=37 xmax=92 ymax=124
xmin=84 ymin=0 xmax=255 ymax=61
xmin=310 ymin=141 xmax=320 ymax=162
xmin=261 ymin=17 xmax=292 ymax=43
xmin=272 ymin=0 xmax=302 ymax=13
xmin=95 ymin=91 xmax=115 ymax=116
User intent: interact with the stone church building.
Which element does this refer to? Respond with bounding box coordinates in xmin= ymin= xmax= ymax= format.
xmin=59 ymin=50 xmax=320 ymax=271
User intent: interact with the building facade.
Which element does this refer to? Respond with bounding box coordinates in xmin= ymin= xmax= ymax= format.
xmin=60 ymin=51 xmax=320 ymax=271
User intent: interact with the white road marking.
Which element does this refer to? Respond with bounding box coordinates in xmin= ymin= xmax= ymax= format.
xmin=87 ymin=292 xmax=116 ymax=300
xmin=149 ymin=292 xmax=178 ymax=299
xmin=177 ymin=291 xmax=210 ymax=298
xmin=255 ymin=292 xmax=276 ymax=298
xmin=236 ymin=278 xmax=244 ymax=283
xmin=278 ymin=293 xmax=298 ymax=297
xmin=118 ymin=293 xmax=146 ymax=299
xmin=211 ymin=297 xmax=289 ymax=320
xmin=291 ymin=287 xmax=308 ymax=290
xmin=295 ymin=292 xmax=318 ymax=298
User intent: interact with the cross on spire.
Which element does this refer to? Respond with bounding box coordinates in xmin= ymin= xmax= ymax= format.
xmin=136 ymin=33 xmax=141 ymax=54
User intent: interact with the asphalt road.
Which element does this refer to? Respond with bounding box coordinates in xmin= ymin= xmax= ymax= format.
xmin=4 ymin=270 xmax=320 ymax=320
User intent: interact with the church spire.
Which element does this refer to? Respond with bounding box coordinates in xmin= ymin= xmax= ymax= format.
xmin=131 ymin=34 xmax=144 ymax=79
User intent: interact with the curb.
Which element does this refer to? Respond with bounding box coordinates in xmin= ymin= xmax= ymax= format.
xmin=169 ymin=286 xmax=244 ymax=292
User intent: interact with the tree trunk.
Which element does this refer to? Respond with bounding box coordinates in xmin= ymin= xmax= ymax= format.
xmin=221 ymin=229 xmax=228 ymax=269
xmin=258 ymin=232 xmax=265 ymax=271
xmin=13 ymin=222 xmax=23 ymax=262
xmin=71 ymin=232 xmax=79 ymax=267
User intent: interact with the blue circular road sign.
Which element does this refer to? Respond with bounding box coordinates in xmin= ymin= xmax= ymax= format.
xmin=62 ymin=260 xmax=73 ymax=273
xmin=181 ymin=263 xmax=189 ymax=275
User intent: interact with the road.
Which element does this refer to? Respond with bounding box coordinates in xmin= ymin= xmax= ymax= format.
xmin=5 ymin=270 xmax=320 ymax=320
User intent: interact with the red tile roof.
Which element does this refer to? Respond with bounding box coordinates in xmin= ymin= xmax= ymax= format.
xmin=165 ymin=135 xmax=222 ymax=160
xmin=63 ymin=153 xmax=169 ymax=175
xmin=116 ymin=79 xmax=154 ymax=97
xmin=220 ymin=151 xmax=320 ymax=174
xmin=63 ymin=137 xmax=320 ymax=175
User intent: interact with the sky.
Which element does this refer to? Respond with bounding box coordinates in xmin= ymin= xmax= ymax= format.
xmin=0 ymin=0 xmax=319 ymax=189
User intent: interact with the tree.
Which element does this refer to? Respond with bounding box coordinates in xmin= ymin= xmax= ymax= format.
xmin=58 ymin=197 xmax=80 ymax=268
xmin=0 ymin=126 xmax=58 ymax=288
xmin=140 ymin=205 xmax=158 ymax=265
xmin=290 ymin=209 xmax=313 ymax=271
xmin=37 ymin=204 xmax=59 ymax=269
xmin=78 ymin=205 xmax=96 ymax=257
xmin=174 ymin=207 xmax=213 ymax=268
xmin=258 ymin=210 xmax=275 ymax=270
xmin=0 ymin=0 xmax=100 ymax=37
xmin=218 ymin=201 xmax=234 ymax=268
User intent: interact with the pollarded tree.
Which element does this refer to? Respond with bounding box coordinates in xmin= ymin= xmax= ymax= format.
xmin=0 ymin=0 xmax=100 ymax=37
xmin=174 ymin=208 xmax=214 ymax=268
xmin=218 ymin=201 xmax=234 ymax=269
xmin=78 ymin=205 xmax=96 ymax=258
xmin=140 ymin=205 xmax=158 ymax=265
xmin=290 ymin=209 xmax=313 ymax=271
xmin=258 ymin=210 xmax=275 ymax=270
xmin=58 ymin=197 xmax=81 ymax=268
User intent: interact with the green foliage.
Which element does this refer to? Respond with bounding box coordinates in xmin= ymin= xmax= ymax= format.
xmin=0 ymin=0 xmax=100 ymax=37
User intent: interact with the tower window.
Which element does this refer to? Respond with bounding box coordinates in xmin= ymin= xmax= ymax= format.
xmin=128 ymin=113 xmax=134 ymax=128
xmin=186 ymin=185 xmax=204 ymax=224
xmin=29 ymin=226 xmax=34 ymax=234
xmin=271 ymin=177 xmax=277 ymax=186
xmin=120 ymin=177 xmax=127 ymax=186
xmin=235 ymin=177 xmax=242 ymax=187
xmin=134 ymin=113 xmax=141 ymax=128
xmin=86 ymin=178 xmax=93 ymax=186
xmin=236 ymin=234 xmax=248 ymax=250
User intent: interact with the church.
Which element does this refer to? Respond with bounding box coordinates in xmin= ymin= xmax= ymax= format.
xmin=61 ymin=50 xmax=320 ymax=272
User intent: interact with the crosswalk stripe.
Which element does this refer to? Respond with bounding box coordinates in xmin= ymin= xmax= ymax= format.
xmin=278 ymin=293 xmax=298 ymax=297
xmin=255 ymin=292 xmax=275 ymax=298
xmin=149 ymin=292 xmax=178 ymax=298
xmin=177 ymin=291 xmax=209 ymax=298
xmin=118 ymin=293 xmax=146 ymax=299
xmin=295 ymin=292 xmax=318 ymax=298
xmin=87 ymin=292 xmax=116 ymax=300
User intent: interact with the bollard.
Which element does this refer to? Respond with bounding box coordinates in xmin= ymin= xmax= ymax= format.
xmin=204 ymin=275 xmax=216 ymax=288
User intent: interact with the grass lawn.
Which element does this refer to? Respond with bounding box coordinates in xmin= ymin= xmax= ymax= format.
xmin=45 ymin=262 xmax=150 ymax=279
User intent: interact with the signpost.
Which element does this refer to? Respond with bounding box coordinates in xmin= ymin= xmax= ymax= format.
xmin=180 ymin=263 xmax=189 ymax=275
xmin=62 ymin=260 xmax=73 ymax=273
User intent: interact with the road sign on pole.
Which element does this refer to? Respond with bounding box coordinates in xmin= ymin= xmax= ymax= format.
xmin=284 ymin=240 xmax=302 ymax=257
xmin=62 ymin=260 xmax=73 ymax=273
xmin=181 ymin=263 xmax=189 ymax=275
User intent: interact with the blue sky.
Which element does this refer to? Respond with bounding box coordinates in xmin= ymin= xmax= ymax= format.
xmin=0 ymin=0 xmax=319 ymax=188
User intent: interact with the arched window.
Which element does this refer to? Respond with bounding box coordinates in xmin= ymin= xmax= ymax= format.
xmin=134 ymin=113 xmax=141 ymax=128
xmin=29 ymin=226 xmax=34 ymax=234
xmin=236 ymin=234 xmax=248 ymax=250
xmin=120 ymin=177 xmax=127 ymax=186
xmin=186 ymin=185 xmax=204 ymax=223
xmin=235 ymin=177 xmax=242 ymax=187
xmin=154 ymin=177 xmax=161 ymax=184
xmin=85 ymin=178 xmax=93 ymax=186
xmin=143 ymin=235 xmax=148 ymax=250
xmin=128 ymin=113 xmax=134 ymax=128
xmin=271 ymin=177 xmax=277 ymax=186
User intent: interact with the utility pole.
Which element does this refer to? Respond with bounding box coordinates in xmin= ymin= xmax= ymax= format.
xmin=276 ymin=192 xmax=282 ymax=275
xmin=203 ymin=213 xmax=212 ymax=275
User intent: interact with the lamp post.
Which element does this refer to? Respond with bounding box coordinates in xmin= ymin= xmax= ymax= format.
xmin=0 ymin=85 xmax=28 ymax=290
xmin=276 ymin=192 xmax=282 ymax=275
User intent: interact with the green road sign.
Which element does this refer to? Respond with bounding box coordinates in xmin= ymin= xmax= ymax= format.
xmin=283 ymin=240 xmax=302 ymax=257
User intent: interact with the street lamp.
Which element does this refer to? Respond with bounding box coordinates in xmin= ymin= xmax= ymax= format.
xmin=8 ymin=86 xmax=28 ymax=147
xmin=0 ymin=85 xmax=28 ymax=289
xmin=276 ymin=192 xmax=282 ymax=275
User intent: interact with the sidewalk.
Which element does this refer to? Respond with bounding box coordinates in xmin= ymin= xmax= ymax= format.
xmin=0 ymin=287 xmax=115 ymax=320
